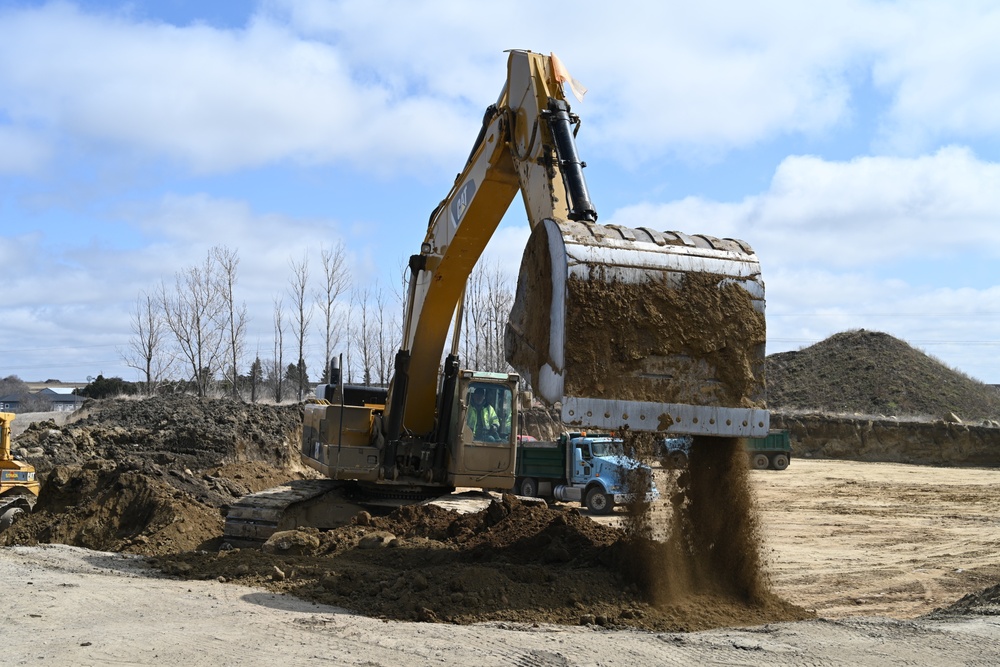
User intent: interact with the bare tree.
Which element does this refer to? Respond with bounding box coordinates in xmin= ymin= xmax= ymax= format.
xmin=315 ymin=241 xmax=350 ymax=383
xmin=461 ymin=260 xmax=514 ymax=373
xmin=288 ymin=253 xmax=313 ymax=401
xmin=271 ymin=297 xmax=286 ymax=403
xmin=161 ymin=251 xmax=226 ymax=396
xmin=121 ymin=290 xmax=173 ymax=395
xmin=374 ymin=283 xmax=400 ymax=385
xmin=214 ymin=246 xmax=248 ymax=399
xmin=483 ymin=261 xmax=514 ymax=372
xmin=350 ymin=285 xmax=377 ymax=386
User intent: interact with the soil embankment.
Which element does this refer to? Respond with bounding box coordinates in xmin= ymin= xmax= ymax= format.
xmin=773 ymin=412 xmax=1000 ymax=467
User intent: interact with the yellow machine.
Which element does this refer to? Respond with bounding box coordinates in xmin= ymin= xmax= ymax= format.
xmin=0 ymin=412 xmax=39 ymax=531
xmin=224 ymin=50 xmax=767 ymax=543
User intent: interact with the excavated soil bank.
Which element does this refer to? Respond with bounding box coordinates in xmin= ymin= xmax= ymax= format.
xmin=2 ymin=395 xmax=310 ymax=555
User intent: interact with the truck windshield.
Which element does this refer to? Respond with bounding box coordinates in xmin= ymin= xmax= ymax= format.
xmin=465 ymin=382 xmax=514 ymax=444
xmin=588 ymin=439 xmax=623 ymax=457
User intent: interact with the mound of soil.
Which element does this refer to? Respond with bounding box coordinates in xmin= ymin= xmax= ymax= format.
xmin=1 ymin=459 xmax=223 ymax=554
xmin=2 ymin=395 xmax=313 ymax=555
xmin=156 ymin=494 xmax=809 ymax=632
xmin=767 ymin=330 xmax=1000 ymax=420
xmin=925 ymin=583 xmax=1000 ymax=618
xmin=14 ymin=394 xmax=303 ymax=473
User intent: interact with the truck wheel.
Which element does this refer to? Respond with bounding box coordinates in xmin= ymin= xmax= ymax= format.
xmin=751 ymin=453 xmax=770 ymax=470
xmin=669 ymin=450 xmax=688 ymax=468
xmin=585 ymin=487 xmax=614 ymax=515
xmin=518 ymin=477 xmax=539 ymax=498
xmin=0 ymin=507 xmax=25 ymax=531
xmin=770 ymin=454 xmax=790 ymax=471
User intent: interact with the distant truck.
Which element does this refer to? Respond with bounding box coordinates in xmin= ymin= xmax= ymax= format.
xmin=663 ymin=430 xmax=792 ymax=471
xmin=514 ymin=432 xmax=659 ymax=514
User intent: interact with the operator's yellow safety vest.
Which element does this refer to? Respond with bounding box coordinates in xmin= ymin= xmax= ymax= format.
xmin=468 ymin=403 xmax=498 ymax=435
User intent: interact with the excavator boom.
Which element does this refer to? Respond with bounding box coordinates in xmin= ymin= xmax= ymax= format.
xmin=396 ymin=50 xmax=767 ymax=438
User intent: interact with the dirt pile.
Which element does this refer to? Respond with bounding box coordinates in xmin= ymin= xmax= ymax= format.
xmin=2 ymin=395 xmax=311 ymax=555
xmin=926 ymin=583 xmax=1000 ymax=619
xmin=2 ymin=459 xmax=223 ymax=554
xmin=767 ymin=329 xmax=1000 ymax=421
xmin=157 ymin=494 xmax=808 ymax=632
xmin=14 ymin=394 xmax=303 ymax=473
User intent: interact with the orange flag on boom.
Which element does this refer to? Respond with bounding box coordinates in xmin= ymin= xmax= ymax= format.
xmin=550 ymin=52 xmax=587 ymax=103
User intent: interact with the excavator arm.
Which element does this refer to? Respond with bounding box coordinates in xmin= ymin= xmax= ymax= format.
xmin=388 ymin=50 xmax=592 ymax=438
xmin=389 ymin=50 xmax=767 ymax=442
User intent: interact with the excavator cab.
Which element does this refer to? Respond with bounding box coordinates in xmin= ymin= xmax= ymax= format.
xmin=450 ymin=373 xmax=519 ymax=488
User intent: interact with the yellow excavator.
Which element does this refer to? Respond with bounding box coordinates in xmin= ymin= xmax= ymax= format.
xmin=223 ymin=50 xmax=767 ymax=544
xmin=0 ymin=412 xmax=39 ymax=531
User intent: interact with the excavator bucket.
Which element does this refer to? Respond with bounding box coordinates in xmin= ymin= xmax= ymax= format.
xmin=505 ymin=219 xmax=768 ymax=437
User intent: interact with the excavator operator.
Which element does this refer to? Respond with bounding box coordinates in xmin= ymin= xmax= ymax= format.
xmin=467 ymin=386 xmax=500 ymax=442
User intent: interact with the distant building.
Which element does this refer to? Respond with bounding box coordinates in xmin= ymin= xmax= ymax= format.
xmin=0 ymin=388 xmax=86 ymax=413
xmin=36 ymin=388 xmax=87 ymax=411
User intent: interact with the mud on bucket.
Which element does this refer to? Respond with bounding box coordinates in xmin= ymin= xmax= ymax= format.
xmin=505 ymin=218 xmax=769 ymax=437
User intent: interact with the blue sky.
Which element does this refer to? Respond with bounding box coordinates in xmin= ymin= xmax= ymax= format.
xmin=2 ymin=0 xmax=1000 ymax=388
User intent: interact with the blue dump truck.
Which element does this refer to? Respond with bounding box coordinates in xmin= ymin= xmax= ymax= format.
xmin=663 ymin=430 xmax=792 ymax=471
xmin=514 ymin=432 xmax=659 ymax=515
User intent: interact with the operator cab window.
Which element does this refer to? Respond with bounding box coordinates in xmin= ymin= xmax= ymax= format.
xmin=465 ymin=382 xmax=513 ymax=444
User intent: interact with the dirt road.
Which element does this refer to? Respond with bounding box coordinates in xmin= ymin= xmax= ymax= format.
xmin=4 ymin=458 xmax=1000 ymax=665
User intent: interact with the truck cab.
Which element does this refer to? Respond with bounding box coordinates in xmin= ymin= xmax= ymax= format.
xmin=515 ymin=431 xmax=659 ymax=515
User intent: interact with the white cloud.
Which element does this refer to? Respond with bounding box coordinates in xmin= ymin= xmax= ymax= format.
xmin=0 ymin=2 xmax=477 ymax=174
xmin=607 ymin=147 xmax=1000 ymax=268
xmin=871 ymin=1 xmax=1000 ymax=152
xmin=3 ymin=1 xmax=1000 ymax=176
xmin=269 ymin=0 xmax=868 ymax=157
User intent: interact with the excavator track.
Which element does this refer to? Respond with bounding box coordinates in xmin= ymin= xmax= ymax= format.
xmin=0 ymin=493 xmax=35 ymax=532
xmin=222 ymin=480 xmax=517 ymax=548
xmin=222 ymin=479 xmax=356 ymax=548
